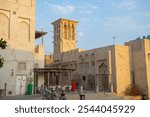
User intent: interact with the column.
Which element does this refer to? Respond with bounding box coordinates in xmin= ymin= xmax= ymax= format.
xmin=47 ymin=72 xmax=50 ymax=88
xmin=74 ymin=24 xmax=76 ymax=41
xmin=34 ymin=72 xmax=36 ymax=94
xmin=70 ymin=24 xmax=72 ymax=40
xmin=60 ymin=22 xmax=63 ymax=39
xmin=67 ymin=23 xmax=69 ymax=39
xmin=49 ymin=72 xmax=52 ymax=86
xmin=95 ymin=74 xmax=99 ymax=93
xmin=108 ymin=50 xmax=113 ymax=92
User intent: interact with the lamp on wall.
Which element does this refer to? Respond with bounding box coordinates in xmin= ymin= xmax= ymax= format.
xmin=11 ymin=69 xmax=14 ymax=76
xmin=30 ymin=69 xmax=32 ymax=76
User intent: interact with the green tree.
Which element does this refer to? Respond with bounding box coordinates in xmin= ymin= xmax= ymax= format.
xmin=0 ymin=38 xmax=7 ymax=68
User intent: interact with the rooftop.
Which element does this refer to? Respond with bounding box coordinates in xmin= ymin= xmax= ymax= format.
xmin=35 ymin=31 xmax=47 ymax=39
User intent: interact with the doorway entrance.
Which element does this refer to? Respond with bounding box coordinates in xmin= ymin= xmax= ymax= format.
xmin=102 ymin=74 xmax=109 ymax=91
xmin=16 ymin=75 xmax=27 ymax=95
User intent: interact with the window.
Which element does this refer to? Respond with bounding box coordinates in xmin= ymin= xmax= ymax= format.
xmin=91 ymin=53 xmax=95 ymax=59
xmin=72 ymin=25 xmax=75 ymax=40
xmin=64 ymin=24 xmax=67 ymax=39
xmin=79 ymin=55 xmax=83 ymax=62
xmin=57 ymin=24 xmax=60 ymax=40
xmin=19 ymin=21 xmax=30 ymax=42
xmin=0 ymin=13 xmax=9 ymax=40
xmin=54 ymin=26 xmax=57 ymax=40
xmin=68 ymin=24 xmax=71 ymax=39
xmin=18 ymin=62 xmax=26 ymax=70
xmin=85 ymin=62 xmax=89 ymax=68
xmin=79 ymin=63 xmax=83 ymax=69
xmin=85 ymin=54 xmax=89 ymax=59
xmin=83 ymin=76 xmax=86 ymax=81
xmin=34 ymin=63 xmax=39 ymax=68
xmin=79 ymin=55 xmax=82 ymax=59
xmin=91 ymin=61 xmax=95 ymax=67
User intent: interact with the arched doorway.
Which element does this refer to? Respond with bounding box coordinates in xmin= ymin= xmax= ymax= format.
xmin=99 ymin=63 xmax=110 ymax=92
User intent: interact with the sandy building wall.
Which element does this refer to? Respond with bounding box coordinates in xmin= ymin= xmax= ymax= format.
xmin=113 ymin=45 xmax=131 ymax=94
xmin=124 ymin=38 xmax=150 ymax=100
xmin=142 ymin=39 xmax=150 ymax=98
xmin=0 ymin=0 xmax=36 ymax=95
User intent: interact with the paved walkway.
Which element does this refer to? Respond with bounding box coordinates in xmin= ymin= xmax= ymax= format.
xmin=66 ymin=92 xmax=123 ymax=100
xmin=0 ymin=92 xmax=124 ymax=100
xmin=0 ymin=94 xmax=42 ymax=100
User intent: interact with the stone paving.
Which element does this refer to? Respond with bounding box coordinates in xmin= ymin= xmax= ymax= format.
xmin=0 ymin=92 xmax=124 ymax=100
xmin=0 ymin=94 xmax=43 ymax=100
xmin=66 ymin=92 xmax=124 ymax=100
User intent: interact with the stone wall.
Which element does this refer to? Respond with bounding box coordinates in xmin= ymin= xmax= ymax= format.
xmin=0 ymin=0 xmax=36 ymax=95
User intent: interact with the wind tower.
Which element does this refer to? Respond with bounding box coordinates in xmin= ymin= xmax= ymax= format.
xmin=52 ymin=18 xmax=78 ymax=54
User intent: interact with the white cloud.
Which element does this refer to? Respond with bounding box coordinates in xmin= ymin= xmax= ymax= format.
xmin=47 ymin=2 xmax=98 ymax=16
xmin=103 ymin=16 xmax=136 ymax=30
xmin=78 ymin=4 xmax=98 ymax=14
xmin=112 ymin=0 xmax=136 ymax=10
xmin=48 ymin=4 xmax=75 ymax=15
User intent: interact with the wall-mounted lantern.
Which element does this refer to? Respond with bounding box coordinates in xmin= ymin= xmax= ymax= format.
xmin=30 ymin=69 xmax=32 ymax=76
xmin=11 ymin=69 xmax=14 ymax=76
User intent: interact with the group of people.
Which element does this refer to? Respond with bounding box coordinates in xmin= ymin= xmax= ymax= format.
xmin=40 ymin=85 xmax=67 ymax=100
xmin=40 ymin=84 xmax=85 ymax=100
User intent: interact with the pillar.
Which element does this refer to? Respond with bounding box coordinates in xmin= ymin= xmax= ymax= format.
xmin=47 ymin=72 xmax=50 ymax=88
xmin=34 ymin=72 xmax=36 ymax=94
xmin=95 ymin=74 xmax=99 ymax=93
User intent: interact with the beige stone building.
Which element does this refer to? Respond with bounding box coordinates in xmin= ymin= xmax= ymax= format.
xmin=0 ymin=0 xmax=45 ymax=95
xmin=125 ymin=39 xmax=150 ymax=98
xmin=46 ymin=18 xmax=131 ymax=94
xmin=1 ymin=0 xmax=150 ymax=99
xmin=45 ymin=18 xmax=150 ymax=99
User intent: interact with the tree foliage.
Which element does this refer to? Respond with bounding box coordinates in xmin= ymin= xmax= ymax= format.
xmin=0 ymin=38 xmax=7 ymax=68
xmin=124 ymin=84 xmax=141 ymax=96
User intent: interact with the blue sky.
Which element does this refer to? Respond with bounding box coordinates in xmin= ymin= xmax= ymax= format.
xmin=36 ymin=0 xmax=150 ymax=54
